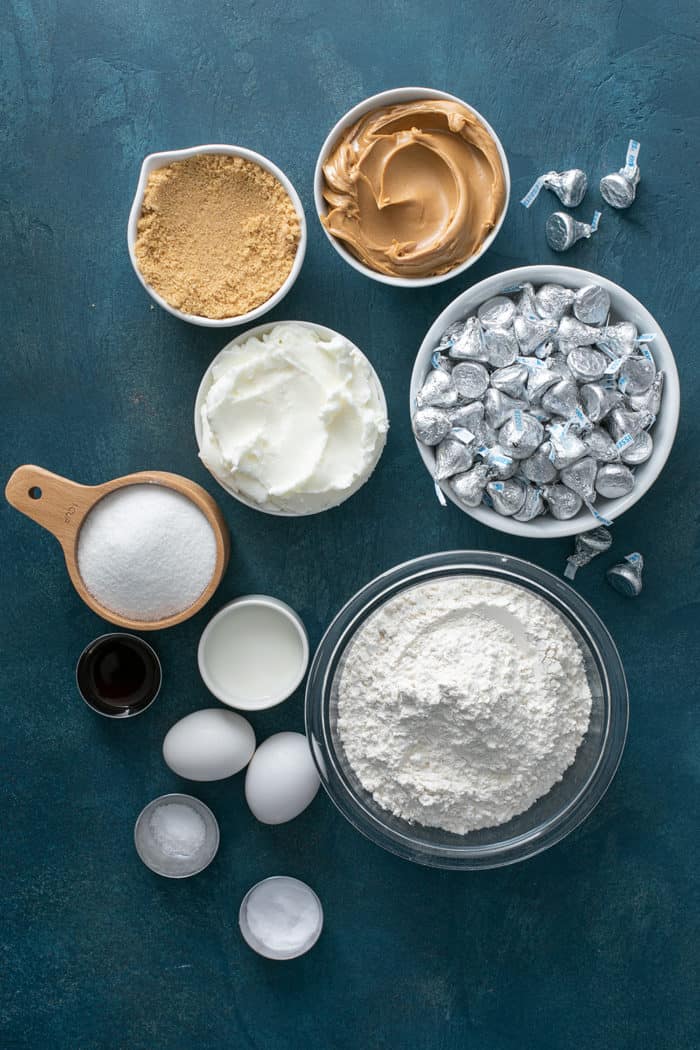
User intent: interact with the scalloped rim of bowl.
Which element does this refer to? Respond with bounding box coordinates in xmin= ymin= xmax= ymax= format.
xmin=313 ymin=87 xmax=511 ymax=288
xmin=305 ymin=550 xmax=630 ymax=869
xmin=127 ymin=144 xmax=307 ymax=328
xmin=410 ymin=264 xmax=681 ymax=539
xmin=194 ymin=319 xmax=389 ymax=516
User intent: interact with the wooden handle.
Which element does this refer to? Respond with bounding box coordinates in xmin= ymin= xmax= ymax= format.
xmin=5 ymin=465 xmax=96 ymax=551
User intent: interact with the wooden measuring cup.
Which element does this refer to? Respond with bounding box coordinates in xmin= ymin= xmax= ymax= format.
xmin=5 ymin=465 xmax=230 ymax=631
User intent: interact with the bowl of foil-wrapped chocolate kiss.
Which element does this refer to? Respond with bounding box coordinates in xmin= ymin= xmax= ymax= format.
xmin=410 ymin=265 xmax=680 ymax=538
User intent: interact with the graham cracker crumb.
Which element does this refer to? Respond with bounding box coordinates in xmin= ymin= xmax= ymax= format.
xmin=134 ymin=153 xmax=301 ymax=319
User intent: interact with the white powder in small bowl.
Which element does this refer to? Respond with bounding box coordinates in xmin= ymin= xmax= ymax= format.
xmin=242 ymin=878 xmax=323 ymax=958
xmin=148 ymin=802 xmax=207 ymax=858
xmin=77 ymin=484 xmax=217 ymax=621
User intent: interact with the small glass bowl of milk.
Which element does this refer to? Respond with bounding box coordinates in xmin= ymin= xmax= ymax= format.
xmin=197 ymin=595 xmax=309 ymax=710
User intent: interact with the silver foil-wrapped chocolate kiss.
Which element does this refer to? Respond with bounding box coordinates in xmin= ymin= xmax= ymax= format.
xmin=606 ymin=552 xmax=644 ymax=596
xmin=412 ymin=406 xmax=451 ymax=445
xmin=546 ymin=211 xmax=601 ymax=252
xmin=521 ymin=168 xmax=588 ymax=208
xmin=564 ymin=526 xmax=613 ymax=579
xmin=600 ymin=140 xmax=640 ymax=209
xmin=451 ymin=464 xmax=489 ymax=507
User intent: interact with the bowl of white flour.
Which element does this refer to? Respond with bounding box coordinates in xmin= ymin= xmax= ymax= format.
xmin=305 ymin=551 xmax=628 ymax=869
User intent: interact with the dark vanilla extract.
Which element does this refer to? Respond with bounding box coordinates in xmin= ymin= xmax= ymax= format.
xmin=77 ymin=634 xmax=161 ymax=717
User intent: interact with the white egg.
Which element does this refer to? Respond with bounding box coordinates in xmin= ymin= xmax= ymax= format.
xmin=163 ymin=708 xmax=256 ymax=782
xmin=245 ymin=731 xmax=320 ymax=825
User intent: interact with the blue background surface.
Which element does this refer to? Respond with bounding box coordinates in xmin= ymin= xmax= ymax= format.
xmin=3 ymin=1 xmax=699 ymax=1047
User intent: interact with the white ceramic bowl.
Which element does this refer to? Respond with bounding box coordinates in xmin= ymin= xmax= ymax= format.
xmin=313 ymin=87 xmax=510 ymax=288
xmin=198 ymin=595 xmax=309 ymax=711
xmin=194 ymin=320 xmax=388 ymax=516
xmin=410 ymin=265 xmax=680 ymax=539
xmin=127 ymin=144 xmax=307 ymax=328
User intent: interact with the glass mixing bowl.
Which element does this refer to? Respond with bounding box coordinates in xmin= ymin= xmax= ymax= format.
xmin=305 ymin=552 xmax=628 ymax=869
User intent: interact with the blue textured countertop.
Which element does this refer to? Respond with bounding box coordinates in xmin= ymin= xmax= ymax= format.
xmin=3 ymin=1 xmax=699 ymax=1047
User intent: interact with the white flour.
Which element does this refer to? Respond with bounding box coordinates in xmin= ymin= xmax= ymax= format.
xmin=336 ymin=576 xmax=592 ymax=834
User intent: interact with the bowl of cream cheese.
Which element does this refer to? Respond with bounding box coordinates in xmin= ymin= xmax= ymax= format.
xmin=194 ymin=321 xmax=389 ymax=515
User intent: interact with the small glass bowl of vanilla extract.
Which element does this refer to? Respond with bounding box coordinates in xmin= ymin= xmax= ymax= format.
xmin=76 ymin=633 xmax=162 ymax=718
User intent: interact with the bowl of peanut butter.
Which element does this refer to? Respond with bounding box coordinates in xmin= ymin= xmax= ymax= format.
xmin=314 ymin=87 xmax=510 ymax=287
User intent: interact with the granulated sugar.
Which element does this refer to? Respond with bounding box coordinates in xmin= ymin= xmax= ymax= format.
xmin=77 ymin=484 xmax=217 ymax=621
xmin=336 ymin=575 xmax=592 ymax=834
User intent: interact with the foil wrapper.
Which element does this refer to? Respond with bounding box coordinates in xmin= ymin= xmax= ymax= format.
xmin=544 ymin=483 xmax=583 ymax=520
xmin=437 ymin=321 xmax=466 ymax=351
xmin=535 ymin=339 xmax=556 ymax=360
xmin=478 ymin=296 xmax=516 ymax=328
xmin=619 ymin=353 xmax=655 ymax=396
xmin=535 ymin=284 xmax=575 ymax=320
xmin=417 ymin=369 xmax=458 ymax=408
xmin=480 ymin=444 xmax=518 ymax=480
xmin=471 ymin=419 xmax=498 ymax=449
xmin=546 ymin=210 xmax=601 ymax=252
xmin=498 ymin=410 xmax=545 ymax=460
xmin=564 ymin=526 xmax=613 ymax=579
xmin=451 ymin=464 xmax=490 ymax=507
xmin=523 ymin=360 xmax=559 ymax=401
xmin=573 ymin=284 xmax=611 ymax=326
xmin=490 ymin=362 xmax=529 ymax=399
xmin=600 ymin=141 xmax=640 ymax=209
xmin=513 ymin=484 xmax=546 ymax=522
xmin=607 ymin=406 xmax=653 ymax=442
xmin=595 ymin=462 xmax=635 ymax=499
xmin=606 ymin=552 xmax=644 ymax=597
xmin=567 ymin=347 xmax=608 ymax=384
xmin=412 ymin=406 xmax=451 ymax=445
xmin=487 ymin=478 xmax=527 ymax=516
xmin=627 ymin=371 xmax=664 ymax=415
xmin=541 ymin=379 xmax=580 ymax=418
xmin=548 ymin=423 xmax=588 ymax=469
xmin=620 ymin=430 xmax=653 ymax=465
xmin=434 ymin=437 xmax=474 ymax=480
xmin=516 ymin=282 xmax=538 ymax=318
xmin=448 ymin=401 xmax=484 ymax=429
xmin=452 ymin=361 xmax=490 ymax=401
xmin=522 ymin=442 xmax=559 ymax=484
xmin=548 ymin=352 xmax=574 ymax=381
xmin=514 ymin=314 xmax=558 ymax=355
xmin=431 ymin=350 xmax=454 ymax=373
xmin=597 ymin=321 xmax=638 ymax=357
xmin=560 ymin=456 xmax=598 ymax=501
xmin=521 ymin=168 xmax=588 ymax=208
xmin=484 ymin=325 xmax=519 ymax=368
xmin=583 ymin=426 xmax=621 ymax=462
xmin=449 ymin=316 xmax=489 ymax=361
xmin=558 ymin=315 xmax=601 ymax=347
xmin=484 ymin=388 xmax=527 ymax=430
xmin=580 ymin=382 xmax=622 ymax=423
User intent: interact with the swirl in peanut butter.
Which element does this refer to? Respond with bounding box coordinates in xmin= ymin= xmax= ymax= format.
xmin=321 ymin=100 xmax=507 ymax=279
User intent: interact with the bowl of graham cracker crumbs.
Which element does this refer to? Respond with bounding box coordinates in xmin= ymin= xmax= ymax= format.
xmin=127 ymin=144 xmax=306 ymax=327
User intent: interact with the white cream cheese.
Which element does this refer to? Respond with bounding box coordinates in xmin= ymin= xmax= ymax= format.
xmin=199 ymin=323 xmax=388 ymax=514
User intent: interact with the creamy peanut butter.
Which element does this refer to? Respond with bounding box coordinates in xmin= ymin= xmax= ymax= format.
xmin=321 ymin=100 xmax=506 ymax=279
